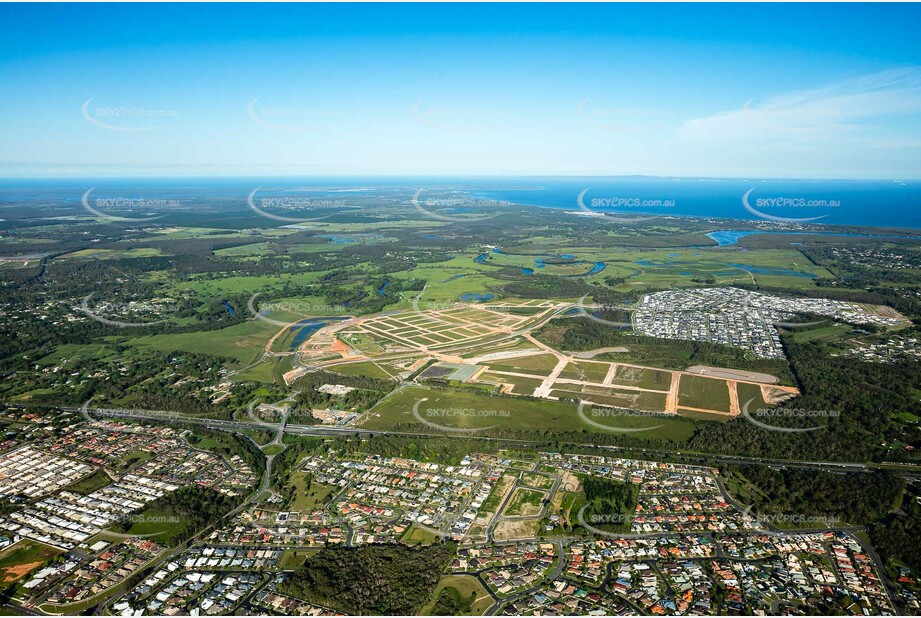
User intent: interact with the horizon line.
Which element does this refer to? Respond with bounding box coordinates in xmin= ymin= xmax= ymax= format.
xmin=0 ymin=173 xmax=917 ymax=183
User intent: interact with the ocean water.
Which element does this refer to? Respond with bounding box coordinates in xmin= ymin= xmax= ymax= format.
xmin=470 ymin=177 xmax=921 ymax=229
xmin=2 ymin=176 xmax=918 ymax=230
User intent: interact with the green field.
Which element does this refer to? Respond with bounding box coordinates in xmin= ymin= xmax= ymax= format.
xmin=361 ymin=385 xmax=695 ymax=440
xmin=609 ymin=365 xmax=673 ymax=390
xmin=504 ymin=487 xmax=547 ymax=516
xmin=128 ymin=319 xmax=277 ymax=364
xmin=677 ymin=374 xmax=732 ymax=412
xmin=285 ymin=472 xmax=336 ymax=511
xmin=327 ymin=360 xmax=399 ymax=380
xmin=485 ymin=353 xmax=560 ymax=375
xmin=65 ymin=468 xmax=112 ymax=494
xmin=278 ymin=548 xmax=319 ymax=570
xmin=400 ymin=526 xmax=441 ymax=546
xmin=787 ymin=323 xmax=854 ymax=343
xmin=420 ymin=574 xmax=493 ymax=616
xmin=737 ymin=382 xmax=772 ymax=412
xmin=36 ymin=343 xmax=118 ymax=368
xmin=115 ymin=507 xmax=188 ymax=545
xmin=0 ymin=539 xmax=62 ymax=586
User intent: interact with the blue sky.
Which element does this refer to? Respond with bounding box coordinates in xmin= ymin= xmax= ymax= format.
xmin=0 ymin=3 xmax=918 ymax=179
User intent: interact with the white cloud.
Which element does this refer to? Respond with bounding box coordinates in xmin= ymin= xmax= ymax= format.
xmin=677 ymin=67 xmax=921 ymax=144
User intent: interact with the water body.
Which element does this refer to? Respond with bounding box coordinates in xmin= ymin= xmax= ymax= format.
xmin=320 ymin=234 xmax=357 ymax=245
xmin=534 ymin=254 xmax=577 ymax=267
xmin=470 ymin=178 xmax=921 ymax=229
xmin=5 ymin=177 xmax=917 ymax=230
xmin=442 ymin=274 xmax=467 ymax=282
xmin=581 ymin=261 xmax=607 ymax=276
xmin=289 ymin=316 xmax=350 ymax=349
xmin=521 ymin=268 xmax=535 ymax=275
xmin=707 ymin=229 xmax=918 ymax=247
xmin=221 ymin=300 xmax=235 ymax=316
xmin=475 ymin=253 xmax=489 ymax=264
xmin=377 ymin=280 xmax=390 ymax=296
xmin=460 ymin=292 xmax=495 ymax=302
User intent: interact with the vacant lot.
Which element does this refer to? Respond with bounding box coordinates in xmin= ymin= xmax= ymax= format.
xmin=0 ymin=540 xmax=62 ymax=585
xmin=677 ymin=374 xmax=732 ymax=413
xmin=504 ymin=487 xmax=547 ymax=516
xmin=361 ymin=385 xmax=696 ymax=441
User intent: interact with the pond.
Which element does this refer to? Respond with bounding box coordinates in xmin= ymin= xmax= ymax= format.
xmin=289 ymin=317 xmax=350 ymax=349
xmin=460 ymin=292 xmax=496 ymax=302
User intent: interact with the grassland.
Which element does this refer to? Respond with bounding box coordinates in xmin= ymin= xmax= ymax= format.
xmin=360 ymin=385 xmax=695 ymax=440
xmin=128 ymin=319 xmax=277 ymax=364
xmin=0 ymin=539 xmax=62 ymax=586
xmin=399 ymin=526 xmax=441 ymax=546
xmin=285 ymin=472 xmax=336 ymax=511
xmin=115 ymin=507 xmax=188 ymax=545
xmin=327 ymin=360 xmax=398 ymax=380
xmin=677 ymin=374 xmax=732 ymax=412
xmin=65 ymin=468 xmax=112 ymax=494
xmin=420 ymin=574 xmax=493 ymax=616
xmin=484 ymin=353 xmax=560 ymax=375
xmin=504 ymin=487 xmax=547 ymax=516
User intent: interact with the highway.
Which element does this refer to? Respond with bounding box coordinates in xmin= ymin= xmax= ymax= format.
xmin=61 ymin=404 xmax=921 ymax=479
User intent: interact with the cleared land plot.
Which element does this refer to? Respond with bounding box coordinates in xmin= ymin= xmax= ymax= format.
xmin=520 ymin=473 xmax=555 ymax=490
xmin=677 ymin=374 xmax=732 ymax=413
xmin=0 ymin=540 xmax=62 ymax=586
xmin=476 ymin=372 xmax=543 ymax=395
xmin=504 ymin=487 xmax=547 ymax=517
xmin=557 ymin=360 xmax=610 ymax=383
xmin=361 ymin=386 xmax=579 ymax=434
xmin=737 ymin=381 xmax=772 ymax=412
xmin=326 ymin=361 xmax=398 ymax=380
xmin=609 ymin=365 xmax=673 ymax=391
xmin=360 ymin=386 xmax=694 ymax=440
xmin=485 ymin=353 xmax=560 ymax=375
xmin=552 ymin=387 xmax=669 ymax=412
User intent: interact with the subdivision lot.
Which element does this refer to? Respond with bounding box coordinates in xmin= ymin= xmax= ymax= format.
xmin=0 ymin=539 xmax=62 ymax=586
xmin=504 ymin=487 xmax=547 ymax=517
xmin=359 ymin=385 xmax=695 ymax=440
xmin=677 ymin=374 xmax=732 ymax=413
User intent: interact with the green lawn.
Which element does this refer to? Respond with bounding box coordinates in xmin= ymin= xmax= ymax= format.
xmin=485 ymin=354 xmax=560 ymax=375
